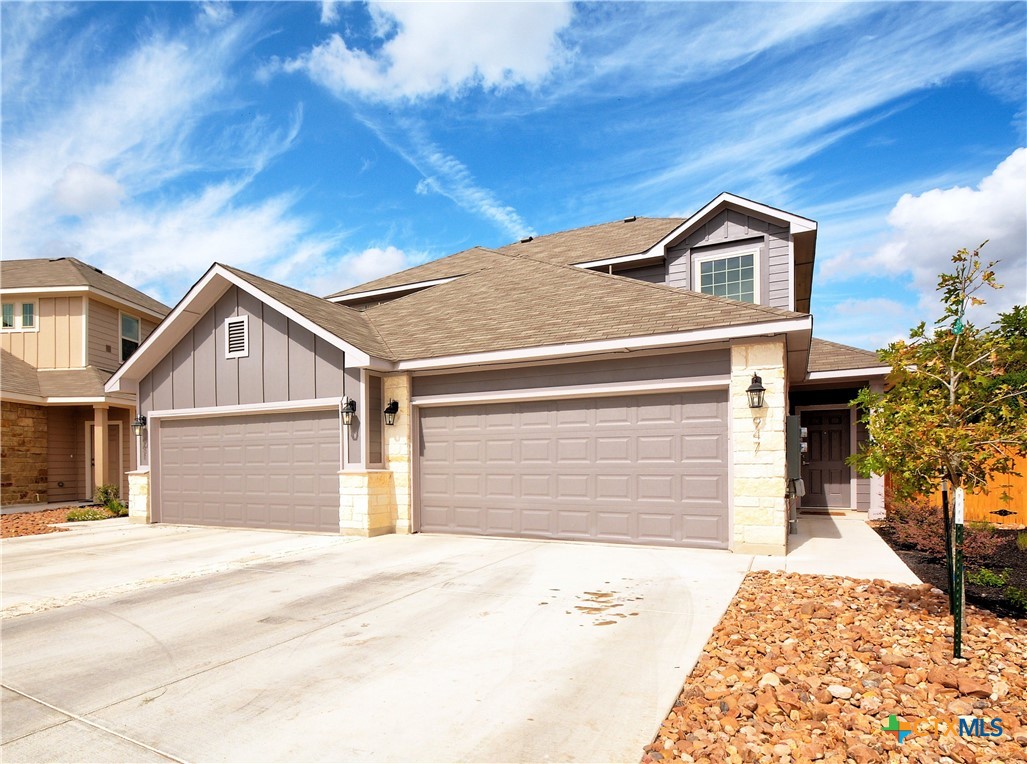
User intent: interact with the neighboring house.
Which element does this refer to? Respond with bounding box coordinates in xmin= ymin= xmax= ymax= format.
xmin=1 ymin=258 xmax=170 ymax=505
xmin=107 ymin=193 xmax=888 ymax=555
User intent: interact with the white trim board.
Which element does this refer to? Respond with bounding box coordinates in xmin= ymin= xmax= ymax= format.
xmin=411 ymin=377 xmax=730 ymax=408
xmin=1 ymin=286 xmax=166 ymax=321
xmin=147 ymin=397 xmax=343 ymax=421
xmin=804 ymin=367 xmax=889 ymax=381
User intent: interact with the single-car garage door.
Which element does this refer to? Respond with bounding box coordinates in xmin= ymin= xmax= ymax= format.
xmin=418 ymin=390 xmax=729 ymax=548
xmin=158 ymin=410 xmax=341 ymax=532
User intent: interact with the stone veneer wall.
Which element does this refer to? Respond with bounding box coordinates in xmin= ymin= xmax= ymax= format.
xmin=337 ymin=372 xmax=414 ymax=537
xmin=730 ymin=339 xmax=788 ymax=555
xmin=1 ymin=401 xmax=48 ymax=505
xmin=127 ymin=468 xmax=150 ymax=523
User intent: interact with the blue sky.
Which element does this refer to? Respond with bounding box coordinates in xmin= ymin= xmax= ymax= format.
xmin=2 ymin=1 xmax=1025 ymax=350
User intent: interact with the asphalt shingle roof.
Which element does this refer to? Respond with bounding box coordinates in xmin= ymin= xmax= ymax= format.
xmin=807 ymin=338 xmax=884 ymax=372
xmin=365 ymin=250 xmax=804 ymax=360
xmin=1 ymin=258 xmax=170 ymax=316
xmin=1 ymin=350 xmax=41 ymax=398
xmin=0 ymin=349 xmax=127 ymax=399
xmin=326 ymin=218 xmax=683 ymax=299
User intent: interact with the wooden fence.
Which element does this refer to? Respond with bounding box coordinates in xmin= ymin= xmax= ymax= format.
xmin=926 ymin=455 xmax=1027 ymax=526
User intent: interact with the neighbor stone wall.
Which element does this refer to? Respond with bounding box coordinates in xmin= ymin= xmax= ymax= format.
xmin=127 ymin=468 xmax=150 ymax=523
xmin=1 ymin=401 xmax=48 ymax=505
xmin=730 ymin=339 xmax=788 ymax=555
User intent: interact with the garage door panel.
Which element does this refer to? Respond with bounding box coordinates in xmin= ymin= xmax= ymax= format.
xmin=159 ymin=410 xmax=340 ymax=533
xmin=418 ymin=391 xmax=728 ymax=548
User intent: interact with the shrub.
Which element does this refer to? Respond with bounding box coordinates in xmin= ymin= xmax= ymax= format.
xmin=93 ymin=484 xmax=119 ymax=506
xmin=108 ymin=500 xmax=128 ymax=517
xmin=967 ymin=567 xmax=1009 ymax=588
xmin=1004 ymin=585 xmax=1027 ymax=613
xmin=66 ymin=507 xmax=113 ymax=522
xmin=1017 ymin=530 xmax=1027 ymax=552
xmin=884 ymin=497 xmax=1006 ymax=565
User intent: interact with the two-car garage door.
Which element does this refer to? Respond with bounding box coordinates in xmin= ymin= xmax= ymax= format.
xmin=158 ymin=410 xmax=341 ymax=533
xmin=418 ymin=390 xmax=729 ymax=548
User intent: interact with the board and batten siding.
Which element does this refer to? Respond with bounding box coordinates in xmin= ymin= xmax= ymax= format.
xmin=138 ymin=287 xmax=345 ymax=414
xmin=412 ymin=349 xmax=730 ymax=399
xmin=1 ymin=295 xmax=85 ymax=369
xmin=665 ymin=209 xmax=792 ymax=311
xmin=88 ymin=299 xmax=159 ymax=371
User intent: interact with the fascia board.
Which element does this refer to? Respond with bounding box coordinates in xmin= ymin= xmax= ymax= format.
xmin=804 ymin=367 xmax=891 ymax=381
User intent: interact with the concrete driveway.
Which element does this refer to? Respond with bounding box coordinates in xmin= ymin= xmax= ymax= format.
xmin=1 ymin=522 xmax=752 ymax=763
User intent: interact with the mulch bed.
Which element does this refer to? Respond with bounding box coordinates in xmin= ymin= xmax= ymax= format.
xmin=643 ymin=571 xmax=1027 ymax=763
xmin=1 ymin=508 xmax=77 ymax=538
xmin=874 ymin=526 xmax=1027 ymax=619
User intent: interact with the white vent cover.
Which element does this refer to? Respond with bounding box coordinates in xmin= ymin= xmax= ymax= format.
xmin=225 ymin=316 xmax=249 ymax=359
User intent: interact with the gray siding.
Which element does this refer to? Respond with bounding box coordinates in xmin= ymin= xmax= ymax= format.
xmin=412 ymin=349 xmax=729 ymax=398
xmin=665 ymin=209 xmax=791 ymax=311
xmin=139 ymin=287 xmax=344 ymax=413
xmin=611 ymin=263 xmax=665 ymax=284
xmin=344 ymin=366 xmax=363 ymax=465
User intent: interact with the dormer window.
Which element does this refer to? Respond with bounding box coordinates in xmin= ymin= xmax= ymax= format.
xmin=694 ymin=251 xmax=759 ymax=304
xmin=121 ymin=313 xmax=141 ymax=360
xmin=224 ymin=316 xmax=249 ymax=359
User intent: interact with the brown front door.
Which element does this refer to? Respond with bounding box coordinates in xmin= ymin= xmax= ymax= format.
xmin=800 ymin=410 xmax=851 ymax=508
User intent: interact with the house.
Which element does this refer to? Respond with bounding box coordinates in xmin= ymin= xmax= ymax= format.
xmin=106 ymin=193 xmax=889 ymax=555
xmin=1 ymin=258 xmax=170 ymax=505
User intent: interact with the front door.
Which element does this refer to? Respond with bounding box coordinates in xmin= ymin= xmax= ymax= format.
xmin=800 ymin=410 xmax=851 ymax=508
xmin=86 ymin=423 xmax=122 ymax=500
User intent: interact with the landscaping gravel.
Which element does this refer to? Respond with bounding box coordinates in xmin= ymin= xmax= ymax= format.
xmin=0 ymin=509 xmax=73 ymax=538
xmin=643 ymin=571 xmax=1027 ymax=763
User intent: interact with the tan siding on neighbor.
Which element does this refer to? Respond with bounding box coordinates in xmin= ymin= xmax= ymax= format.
xmin=88 ymin=299 xmax=120 ymax=370
xmin=47 ymin=407 xmax=89 ymax=502
xmin=2 ymin=296 xmax=84 ymax=369
xmin=139 ymin=287 xmax=345 ymax=414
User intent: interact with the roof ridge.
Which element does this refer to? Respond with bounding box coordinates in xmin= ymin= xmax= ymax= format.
xmin=497 ymin=215 xmax=684 ymax=248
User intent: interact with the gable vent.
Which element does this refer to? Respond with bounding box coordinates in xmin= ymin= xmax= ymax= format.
xmin=225 ymin=316 xmax=249 ymax=359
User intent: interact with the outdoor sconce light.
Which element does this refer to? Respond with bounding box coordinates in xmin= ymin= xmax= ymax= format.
xmin=131 ymin=415 xmax=147 ymax=437
xmin=384 ymin=399 xmax=399 ymax=426
xmin=341 ymin=397 xmax=357 ymax=426
xmin=746 ymin=373 xmax=767 ymax=409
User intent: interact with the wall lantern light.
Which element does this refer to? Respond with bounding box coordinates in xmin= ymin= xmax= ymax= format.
xmin=384 ymin=399 xmax=399 ymax=426
xmin=341 ymin=397 xmax=357 ymax=426
xmin=746 ymin=373 xmax=767 ymax=409
xmin=131 ymin=415 xmax=148 ymax=437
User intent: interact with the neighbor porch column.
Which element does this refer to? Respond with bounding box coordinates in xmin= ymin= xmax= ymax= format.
xmin=92 ymin=403 xmax=109 ymax=498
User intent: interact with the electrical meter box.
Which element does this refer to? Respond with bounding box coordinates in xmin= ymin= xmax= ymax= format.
xmin=786 ymin=415 xmax=806 ymax=480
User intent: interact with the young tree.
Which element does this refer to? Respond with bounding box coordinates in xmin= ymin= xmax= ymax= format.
xmin=850 ymin=244 xmax=1027 ymax=656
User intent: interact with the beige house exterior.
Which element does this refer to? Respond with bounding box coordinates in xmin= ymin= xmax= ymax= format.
xmin=108 ymin=193 xmax=888 ymax=556
xmin=1 ymin=258 xmax=169 ymax=505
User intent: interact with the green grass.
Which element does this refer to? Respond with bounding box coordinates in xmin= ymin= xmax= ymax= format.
xmin=65 ymin=507 xmax=114 ymax=522
xmin=1017 ymin=530 xmax=1027 ymax=552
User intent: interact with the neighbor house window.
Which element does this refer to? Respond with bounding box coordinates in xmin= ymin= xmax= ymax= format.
xmin=2 ymin=301 xmax=38 ymax=331
xmin=695 ymin=251 xmax=758 ymax=303
xmin=121 ymin=313 xmax=141 ymax=360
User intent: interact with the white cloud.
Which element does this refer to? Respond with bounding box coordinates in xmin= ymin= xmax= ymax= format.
xmin=814 ymin=297 xmax=919 ymax=351
xmin=269 ymin=245 xmax=431 ymax=297
xmin=287 ymin=1 xmax=573 ymax=101
xmin=1 ymin=5 xmax=333 ymax=306
xmin=52 ymin=163 xmax=125 ymax=215
xmin=320 ymin=1 xmax=340 ymax=26
xmin=857 ymin=149 xmax=1026 ymax=322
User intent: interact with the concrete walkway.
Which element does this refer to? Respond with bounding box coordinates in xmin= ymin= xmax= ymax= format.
xmin=756 ymin=514 xmax=921 ymax=584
